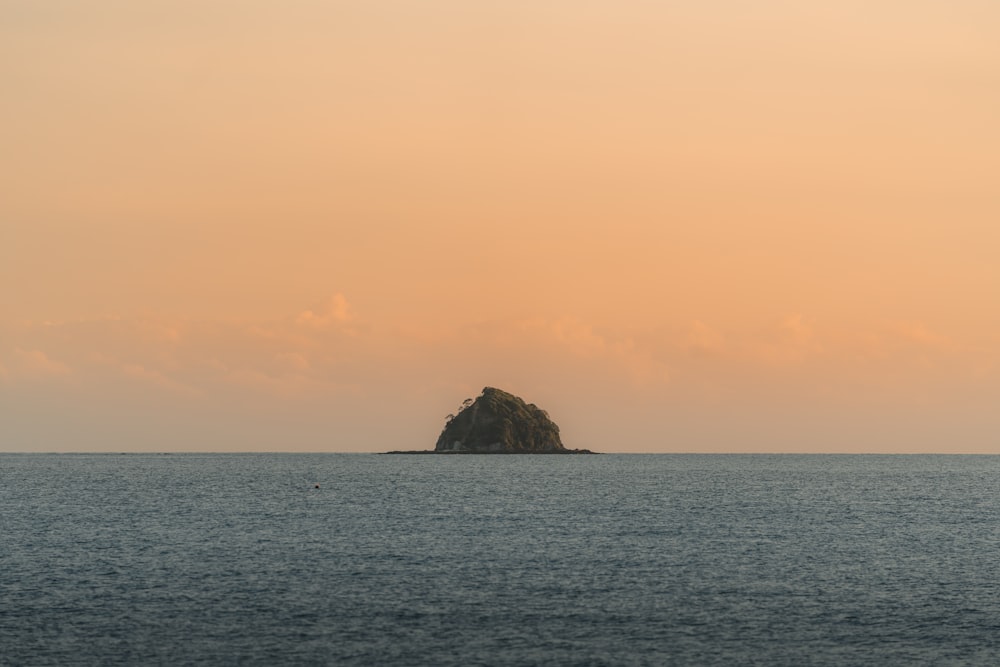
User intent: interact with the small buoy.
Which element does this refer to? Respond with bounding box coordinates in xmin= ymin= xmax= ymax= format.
xmin=314 ymin=484 xmax=320 ymax=489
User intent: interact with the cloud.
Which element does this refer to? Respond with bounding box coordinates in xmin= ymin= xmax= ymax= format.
xmin=521 ymin=317 xmax=608 ymax=358
xmin=122 ymin=363 xmax=203 ymax=398
xmin=744 ymin=314 xmax=824 ymax=365
xmin=536 ymin=317 xmax=669 ymax=385
xmin=13 ymin=348 xmax=72 ymax=378
xmin=295 ymin=293 xmax=355 ymax=330
xmin=0 ymin=304 xmax=992 ymax=420
xmin=890 ymin=321 xmax=949 ymax=347
xmin=433 ymin=317 xmax=671 ymax=389
xmin=2 ymin=303 xmax=999 ymax=452
xmin=687 ymin=320 xmax=726 ymax=357
xmin=840 ymin=320 xmax=955 ymax=368
xmin=222 ymin=368 xmax=356 ymax=398
xmin=274 ymin=352 xmax=310 ymax=371
xmin=780 ymin=314 xmax=814 ymax=344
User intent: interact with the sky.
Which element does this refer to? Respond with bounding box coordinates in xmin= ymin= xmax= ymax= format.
xmin=2 ymin=0 xmax=998 ymax=452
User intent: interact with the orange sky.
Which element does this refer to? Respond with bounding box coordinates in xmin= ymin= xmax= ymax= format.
xmin=2 ymin=1 xmax=998 ymax=452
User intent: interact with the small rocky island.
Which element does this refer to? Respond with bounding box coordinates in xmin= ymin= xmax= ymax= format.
xmin=387 ymin=387 xmax=595 ymax=454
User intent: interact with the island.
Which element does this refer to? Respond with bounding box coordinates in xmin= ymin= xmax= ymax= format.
xmin=385 ymin=386 xmax=596 ymax=454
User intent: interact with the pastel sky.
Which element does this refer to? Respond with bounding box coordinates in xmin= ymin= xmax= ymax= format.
xmin=2 ymin=1 xmax=998 ymax=452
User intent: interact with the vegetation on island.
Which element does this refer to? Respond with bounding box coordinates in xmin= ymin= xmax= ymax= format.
xmin=434 ymin=387 xmax=590 ymax=454
xmin=385 ymin=387 xmax=595 ymax=454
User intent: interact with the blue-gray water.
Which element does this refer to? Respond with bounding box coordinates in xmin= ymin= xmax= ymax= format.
xmin=3 ymin=454 xmax=1000 ymax=665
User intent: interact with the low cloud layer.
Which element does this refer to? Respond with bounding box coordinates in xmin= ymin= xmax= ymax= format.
xmin=1 ymin=296 xmax=997 ymax=452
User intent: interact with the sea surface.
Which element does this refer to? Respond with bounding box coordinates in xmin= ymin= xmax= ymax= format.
xmin=3 ymin=454 xmax=1000 ymax=665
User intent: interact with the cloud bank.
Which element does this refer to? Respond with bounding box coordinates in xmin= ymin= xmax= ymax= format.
xmin=1 ymin=295 xmax=997 ymax=452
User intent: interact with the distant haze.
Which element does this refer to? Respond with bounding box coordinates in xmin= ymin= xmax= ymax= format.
xmin=2 ymin=1 xmax=998 ymax=452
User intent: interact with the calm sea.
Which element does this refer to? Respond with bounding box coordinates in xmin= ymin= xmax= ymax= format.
xmin=2 ymin=454 xmax=1000 ymax=665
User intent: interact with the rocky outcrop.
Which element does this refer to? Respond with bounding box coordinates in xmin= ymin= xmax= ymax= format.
xmin=433 ymin=387 xmax=591 ymax=454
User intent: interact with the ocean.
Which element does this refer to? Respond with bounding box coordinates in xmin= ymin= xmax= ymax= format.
xmin=2 ymin=453 xmax=999 ymax=665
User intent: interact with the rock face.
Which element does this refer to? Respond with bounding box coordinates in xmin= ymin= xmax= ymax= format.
xmin=435 ymin=387 xmax=571 ymax=453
